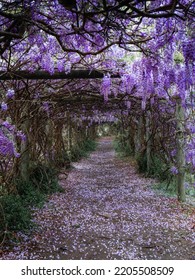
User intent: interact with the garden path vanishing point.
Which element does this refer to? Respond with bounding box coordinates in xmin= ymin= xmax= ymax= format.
xmin=1 ymin=137 xmax=195 ymax=260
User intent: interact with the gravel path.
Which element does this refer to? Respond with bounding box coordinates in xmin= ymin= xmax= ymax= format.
xmin=1 ymin=137 xmax=195 ymax=259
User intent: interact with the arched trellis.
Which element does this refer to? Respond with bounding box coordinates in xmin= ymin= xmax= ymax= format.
xmin=0 ymin=1 xmax=194 ymax=204
xmin=0 ymin=69 xmax=190 ymax=202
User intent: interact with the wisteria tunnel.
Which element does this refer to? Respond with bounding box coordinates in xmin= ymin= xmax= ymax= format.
xmin=0 ymin=0 xmax=195 ymax=260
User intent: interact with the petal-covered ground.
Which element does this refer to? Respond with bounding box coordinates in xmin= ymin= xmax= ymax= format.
xmin=1 ymin=137 xmax=195 ymax=260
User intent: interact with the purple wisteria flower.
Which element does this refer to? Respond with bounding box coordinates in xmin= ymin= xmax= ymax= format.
xmin=16 ymin=131 xmax=26 ymax=141
xmin=42 ymin=101 xmax=49 ymax=110
xmin=2 ymin=121 xmax=15 ymax=131
xmin=190 ymin=126 xmax=195 ymax=134
xmin=1 ymin=102 xmax=8 ymax=111
xmin=0 ymin=134 xmax=19 ymax=158
xmin=101 ymin=75 xmax=111 ymax=102
xmin=64 ymin=61 xmax=71 ymax=74
xmin=6 ymin=89 xmax=15 ymax=99
xmin=171 ymin=150 xmax=177 ymax=157
xmin=126 ymin=101 xmax=131 ymax=109
xmin=170 ymin=166 xmax=178 ymax=175
xmin=14 ymin=151 xmax=20 ymax=158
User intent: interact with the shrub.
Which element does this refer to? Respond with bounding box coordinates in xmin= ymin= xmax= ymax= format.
xmin=16 ymin=180 xmax=45 ymax=207
xmin=149 ymin=156 xmax=170 ymax=181
xmin=54 ymin=151 xmax=71 ymax=169
xmin=152 ymin=181 xmax=177 ymax=197
xmin=0 ymin=163 xmax=64 ymax=244
xmin=113 ymin=139 xmax=133 ymax=157
xmin=0 ymin=195 xmax=32 ymax=232
xmin=70 ymin=139 xmax=97 ymax=161
xmin=29 ymin=164 xmax=63 ymax=194
xmin=83 ymin=139 xmax=97 ymax=151
xmin=136 ymin=152 xmax=147 ymax=173
xmin=136 ymin=152 xmax=171 ymax=182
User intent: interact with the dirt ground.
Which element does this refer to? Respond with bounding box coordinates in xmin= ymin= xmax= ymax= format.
xmin=1 ymin=137 xmax=195 ymax=260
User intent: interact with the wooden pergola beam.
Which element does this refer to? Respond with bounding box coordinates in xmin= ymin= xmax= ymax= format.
xmin=0 ymin=70 xmax=120 ymax=80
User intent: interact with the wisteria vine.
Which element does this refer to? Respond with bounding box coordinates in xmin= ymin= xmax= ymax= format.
xmin=0 ymin=0 xmax=195 ymax=198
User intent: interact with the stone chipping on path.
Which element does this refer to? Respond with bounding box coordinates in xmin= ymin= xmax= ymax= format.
xmin=1 ymin=137 xmax=195 ymax=260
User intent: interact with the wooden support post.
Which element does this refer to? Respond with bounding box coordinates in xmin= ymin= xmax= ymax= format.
xmin=67 ymin=116 xmax=72 ymax=151
xmin=20 ymin=104 xmax=30 ymax=181
xmin=146 ymin=111 xmax=152 ymax=174
xmin=135 ymin=114 xmax=143 ymax=155
xmin=175 ymin=97 xmax=186 ymax=202
xmin=45 ymin=119 xmax=54 ymax=164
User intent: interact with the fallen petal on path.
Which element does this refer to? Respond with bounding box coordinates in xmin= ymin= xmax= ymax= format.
xmin=1 ymin=137 xmax=195 ymax=260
